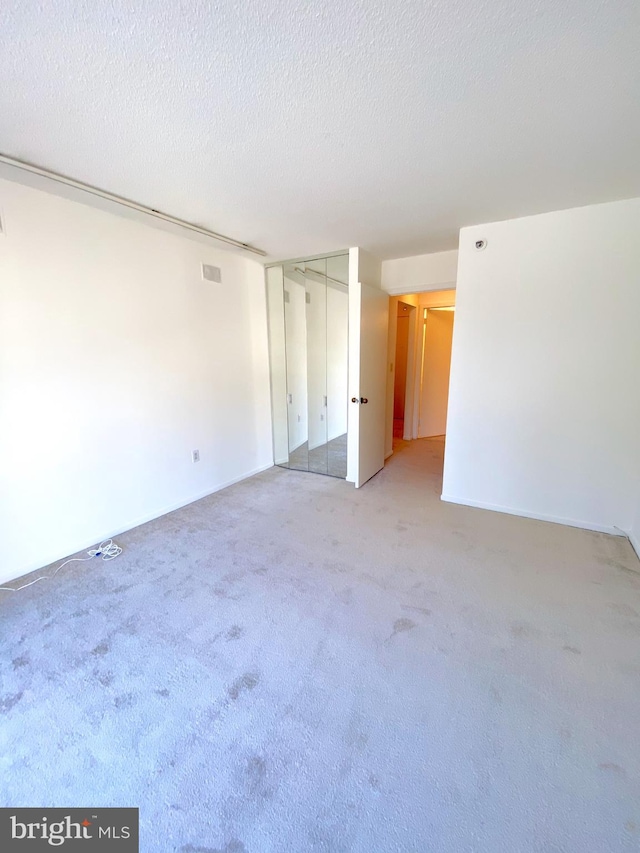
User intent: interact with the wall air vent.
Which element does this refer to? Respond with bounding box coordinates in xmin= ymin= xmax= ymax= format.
xmin=202 ymin=263 xmax=222 ymax=283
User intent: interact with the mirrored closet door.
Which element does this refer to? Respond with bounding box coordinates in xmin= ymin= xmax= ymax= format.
xmin=266 ymin=254 xmax=349 ymax=478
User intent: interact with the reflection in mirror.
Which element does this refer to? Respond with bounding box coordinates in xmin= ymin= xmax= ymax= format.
xmin=325 ymin=255 xmax=349 ymax=478
xmin=283 ymin=264 xmax=309 ymax=470
xmin=266 ymin=253 xmax=349 ymax=478
xmin=305 ymin=258 xmax=329 ymax=474
xmin=266 ymin=266 xmax=289 ymax=467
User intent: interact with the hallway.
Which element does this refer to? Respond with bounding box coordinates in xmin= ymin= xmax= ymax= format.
xmin=390 ymin=432 xmax=446 ymax=479
xmin=2 ymin=439 xmax=639 ymax=851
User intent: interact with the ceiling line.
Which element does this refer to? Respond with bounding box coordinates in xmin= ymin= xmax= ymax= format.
xmin=0 ymin=152 xmax=267 ymax=257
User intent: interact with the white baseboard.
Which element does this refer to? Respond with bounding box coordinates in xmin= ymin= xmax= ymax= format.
xmin=1 ymin=462 xmax=274 ymax=587
xmin=440 ymin=493 xmax=624 ymax=536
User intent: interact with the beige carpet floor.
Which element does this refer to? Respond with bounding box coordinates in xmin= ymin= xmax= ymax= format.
xmin=1 ymin=437 xmax=639 ymax=852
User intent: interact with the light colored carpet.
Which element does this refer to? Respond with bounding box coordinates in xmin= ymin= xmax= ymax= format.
xmin=1 ymin=437 xmax=639 ymax=852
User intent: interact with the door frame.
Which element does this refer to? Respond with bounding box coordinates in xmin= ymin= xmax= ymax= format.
xmin=385 ymin=289 xmax=457 ymax=454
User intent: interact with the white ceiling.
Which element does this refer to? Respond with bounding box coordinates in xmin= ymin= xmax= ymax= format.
xmin=1 ymin=0 xmax=639 ymax=261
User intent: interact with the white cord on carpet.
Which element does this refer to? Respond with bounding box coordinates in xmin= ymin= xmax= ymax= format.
xmin=0 ymin=540 xmax=122 ymax=592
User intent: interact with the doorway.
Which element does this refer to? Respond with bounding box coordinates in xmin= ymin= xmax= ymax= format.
xmin=386 ymin=290 xmax=455 ymax=463
xmin=393 ymin=301 xmax=414 ymax=441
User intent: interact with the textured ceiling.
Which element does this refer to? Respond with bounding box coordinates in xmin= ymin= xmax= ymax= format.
xmin=1 ymin=0 xmax=639 ymax=260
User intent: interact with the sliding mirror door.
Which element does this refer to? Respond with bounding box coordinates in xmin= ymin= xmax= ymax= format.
xmin=325 ymin=255 xmax=349 ymax=478
xmin=266 ymin=253 xmax=349 ymax=478
xmin=305 ymin=258 xmax=329 ymax=474
xmin=283 ymin=263 xmax=309 ymax=470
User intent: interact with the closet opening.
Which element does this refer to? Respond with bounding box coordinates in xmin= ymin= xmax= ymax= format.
xmin=265 ymin=253 xmax=349 ymax=478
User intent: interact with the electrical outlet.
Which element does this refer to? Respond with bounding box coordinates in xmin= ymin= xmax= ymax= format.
xmin=192 ymin=449 xmax=200 ymax=463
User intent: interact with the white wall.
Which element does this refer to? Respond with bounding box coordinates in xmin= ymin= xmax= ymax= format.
xmin=630 ymin=498 xmax=640 ymax=559
xmin=443 ymin=198 xmax=640 ymax=534
xmin=381 ymin=249 xmax=458 ymax=294
xmin=349 ymin=247 xmax=382 ymax=290
xmin=0 ymin=178 xmax=273 ymax=583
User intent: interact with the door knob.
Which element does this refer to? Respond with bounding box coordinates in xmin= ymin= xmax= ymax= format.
xmin=351 ymin=397 xmax=368 ymax=404
xmin=351 ymin=397 xmax=358 ymax=403
xmin=360 ymin=397 xmax=368 ymax=404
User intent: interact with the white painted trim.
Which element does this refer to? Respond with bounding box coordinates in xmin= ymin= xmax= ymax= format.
xmin=383 ymin=280 xmax=456 ymax=296
xmin=1 ymin=463 xmax=274 ymax=586
xmin=440 ymin=493 xmax=626 ymax=536
xmin=385 ymin=449 xmax=394 ymax=460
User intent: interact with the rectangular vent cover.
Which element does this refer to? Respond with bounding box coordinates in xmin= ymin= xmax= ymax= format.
xmin=202 ymin=263 xmax=222 ymax=283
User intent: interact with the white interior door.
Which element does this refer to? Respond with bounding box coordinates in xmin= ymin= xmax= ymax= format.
xmin=347 ymin=280 xmax=389 ymax=487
